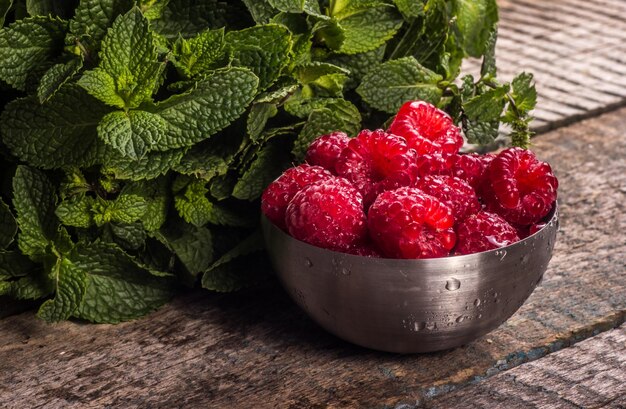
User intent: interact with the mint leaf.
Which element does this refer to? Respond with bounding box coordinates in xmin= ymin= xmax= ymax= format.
xmin=68 ymin=0 xmax=134 ymax=55
xmin=172 ymin=141 xmax=233 ymax=181
xmin=37 ymin=58 xmax=83 ymax=103
xmin=464 ymin=120 xmax=498 ymax=145
xmin=393 ymin=0 xmax=425 ymax=18
xmin=120 ymin=177 xmax=169 ymax=231
xmin=150 ymin=0 xmax=230 ymax=39
xmin=269 ymin=0 xmax=304 ymax=13
xmin=69 ymin=242 xmax=173 ymax=323
xmin=451 ymin=0 xmax=498 ymax=57
xmin=201 ymin=231 xmax=263 ymax=292
xmin=103 ymin=147 xmax=186 ymax=181
xmin=158 ymin=223 xmax=213 ymax=276
xmin=509 ymin=72 xmax=537 ymax=115
xmin=172 ymin=28 xmax=225 ymax=78
xmin=98 ymin=110 xmax=168 ymax=159
xmin=226 ymin=24 xmax=292 ymax=91
xmin=247 ymin=102 xmax=279 ymax=142
xmin=78 ymin=8 xmax=161 ymax=109
xmin=480 ymin=26 xmax=497 ymax=77
xmin=108 ymin=222 xmax=147 ymax=250
xmin=241 ymin=0 xmax=276 ymax=24
xmin=0 ymin=16 xmax=67 ymax=90
xmin=55 ymin=195 xmax=95 ymax=228
xmin=292 ymin=98 xmax=361 ymax=159
xmin=0 ymin=250 xmax=36 ymax=280
xmin=357 ymin=56 xmax=443 ymax=113
xmin=37 ymin=258 xmax=87 ymax=322
xmin=91 ymin=194 xmax=148 ymax=226
xmin=323 ymin=1 xmax=403 ymax=54
xmin=12 ymin=166 xmax=59 ymax=259
xmin=463 ymin=85 xmax=508 ymax=121
xmin=0 ymin=0 xmax=13 ymax=26
xmin=150 ymin=67 xmax=259 ymax=149
xmin=0 ymin=198 xmax=17 ymax=249
xmin=233 ymin=142 xmax=288 ymax=201
xmin=174 ymin=179 xmax=250 ymax=227
xmin=0 ymin=274 xmax=52 ymax=300
xmin=1 ymin=85 xmax=111 ymax=169
xmin=326 ymin=45 xmax=385 ymax=89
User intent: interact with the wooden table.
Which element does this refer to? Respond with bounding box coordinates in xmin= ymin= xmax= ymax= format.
xmin=1 ymin=0 xmax=625 ymax=407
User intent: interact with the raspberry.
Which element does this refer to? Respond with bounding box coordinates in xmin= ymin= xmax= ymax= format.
xmin=261 ymin=164 xmax=333 ymax=230
xmin=348 ymin=242 xmax=382 ymax=257
xmin=285 ymin=177 xmax=367 ymax=251
xmin=453 ymin=153 xmax=495 ymax=189
xmin=482 ymin=148 xmax=558 ymax=225
xmin=304 ymin=131 xmax=350 ymax=172
xmin=416 ymin=153 xmax=456 ymax=178
xmin=335 ymin=129 xmax=418 ymax=207
xmin=455 ymin=211 xmax=520 ymax=255
xmin=368 ymin=187 xmax=456 ymax=259
xmin=415 ymin=175 xmax=480 ymax=221
xmin=388 ymin=100 xmax=463 ymax=155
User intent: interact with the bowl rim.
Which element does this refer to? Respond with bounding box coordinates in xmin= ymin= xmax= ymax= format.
xmin=262 ymin=203 xmax=558 ymax=265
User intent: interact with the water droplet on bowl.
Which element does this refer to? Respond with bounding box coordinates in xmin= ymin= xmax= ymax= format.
xmin=474 ymin=298 xmax=481 ymax=307
xmin=521 ymin=254 xmax=530 ymax=264
xmin=478 ymin=314 xmax=483 ymax=319
xmin=445 ymin=278 xmax=461 ymax=291
xmin=456 ymin=315 xmax=465 ymax=323
xmin=414 ymin=321 xmax=426 ymax=332
xmin=304 ymin=258 xmax=313 ymax=267
xmin=426 ymin=322 xmax=437 ymax=331
xmin=341 ymin=267 xmax=351 ymax=276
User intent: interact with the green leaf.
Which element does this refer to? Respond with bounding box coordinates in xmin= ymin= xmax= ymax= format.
xmin=37 ymin=58 xmax=83 ymax=103
xmin=108 ymin=222 xmax=147 ymax=250
xmin=0 ymin=0 xmax=13 ymax=26
xmin=138 ymin=0 xmax=170 ymax=19
xmin=326 ymin=45 xmax=385 ymax=89
xmin=68 ymin=0 xmax=133 ymax=48
xmin=172 ymin=141 xmax=233 ymax=181
xmin=509 ymin=72 xmax=537 ymax=115
xmin=357 ymin=56 xmax=443 ymax=113
xmin=0 ymin=250 xmax=36 ymax=280
xmin=201 ymin=231 xmax=264 ymax=292
xmin=233 ymin=142 xmax=288 ymax=201
xmin=269 ymin=0 xmax=304 ymax=13
xmin=463 ymin=85 xmax=508 ymax=122
xmin=91 ymin=194 xmax=148 ymax=226
xmin=98 ymin=110 xmax=168 ymax=159
xmin=240 ymin=0 xmax=276 ymax=24
xmin=158 ymin=223 xmax=213 ymax=276
xmin=247 ymin=103 xmax=279 ymax=142
xmin=1 ymin=84 xmax=111 ymax=169
xmin=150 ymin=0 xmax=231 ymax=39
xmin=323 ymin=1 xmax=403 ymax=54
xmin=37 ymin=258 xmax=87 ymax=322
xmin=0 ymin=274 xmax=52 ymax=300
xmin=451 ymin=0 xmax=498 ymax=57
xmin=78 ymin=8 xmax=161 ymax=109
xmin=55 ymin=195 xmax=95 ymax=228
xmin=0 ymin=198 xmax=17 ymax=249
xmin=103 ymin=147 xmax=186 ymax=181
xmin=226 ymin=24 xmax=292 ymax=91
xmin=172 ymin=28 xmax=225 ymax=78
xmin=480 ymin=26 xmax=497 ymax=78
xmin=12 ymin=166 xmax=58 ymax=259
xmin=69 ymin=242 xmax=173 ymax=323
xmin=464 ymin=119 xmax=498 ymax=145
xmin=174 ymin=179 xmax=250 ymax=227
xmin=26 ymin=0 xmax=75 ymax=18
xmin=150 ymin=67 xmax=259 ymax=149
xmin=120 ymin=177 xmax=169 ymax=231
xmin=0 ymin=16 xmax=67 ymax=90
xmin=292 ymin=98 xmax=361 ymax=159
xmin=393 ymin=0 xmax=425 ymax=18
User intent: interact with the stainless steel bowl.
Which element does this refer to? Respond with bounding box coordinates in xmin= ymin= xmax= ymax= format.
xmin=262 ymin=206 xmax=558 ymax=353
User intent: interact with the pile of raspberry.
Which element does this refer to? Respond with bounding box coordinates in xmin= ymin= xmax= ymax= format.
xmin=262 ymin=100 xmax=558 ymax=259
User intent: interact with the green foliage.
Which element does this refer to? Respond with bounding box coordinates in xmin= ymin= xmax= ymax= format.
xmin=0 ymin=0 xmax=534 ymax=323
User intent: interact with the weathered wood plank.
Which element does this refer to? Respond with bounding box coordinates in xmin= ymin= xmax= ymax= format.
xmin=462 ymin=0 xmax=626 ymax=132
xmin=425 ymin=325 xmax=626 ymax=409
xmin=0 ymin=106 xmax=624 ymax=408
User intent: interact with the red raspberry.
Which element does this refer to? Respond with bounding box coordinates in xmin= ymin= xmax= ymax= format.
xmin=455 ymin=211 xmax=520 ymax=255
xmin=335 ymin=129 xmax=418 ymax=207
xmin=368 ymin=187 xmax=456 ymax=259
xmin=305 ymin=131 xmax=350 ymax=172
xmin=415 ymin=176 xmax=480 ymax=221
xmin=388 ymin=100 xmax=463 ymax=155
xmin=261 ymin=164 xmax=333 ymax=230
xmin=416 ymin=153 xmax=456 ymax=177
xmin=453 ymin=153 xmax=495 ymax=189
xmin=483 ymin=148 xmax=558 ymax=225
xmin=285 ymin=177 xmax=367 ymax=251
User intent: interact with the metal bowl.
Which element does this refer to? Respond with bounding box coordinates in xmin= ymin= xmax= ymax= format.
xmin=262 ymin=206 xmax=558 ymax=353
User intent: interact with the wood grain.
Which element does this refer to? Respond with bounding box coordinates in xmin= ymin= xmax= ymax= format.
xmin=0 ymin=106 xmax=624 ymax=408
xmin=426 ymin=325 xmax=626 ymax=409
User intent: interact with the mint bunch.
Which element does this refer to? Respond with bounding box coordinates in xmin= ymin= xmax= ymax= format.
xmin=0 ymin=0 xmax=536 ymax=323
